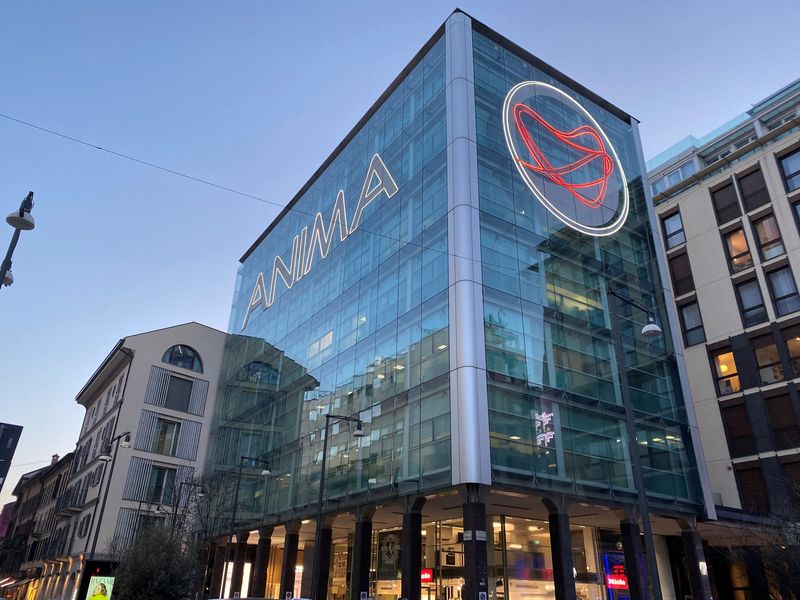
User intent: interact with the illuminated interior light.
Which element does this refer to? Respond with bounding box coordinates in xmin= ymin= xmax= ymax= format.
xmin=508 ymin=543 xmax=523 ymax=550
xmin=376 ymin=374 xmax=385 ymax=379
xmin=492 ymin=522 xmax=502 ymax=529
xmin=652 ymin=437 xmax=663 ymax=442
xmin=437 ymin=344 xmax=448 ymax=350
xmin=509 ymin=435 xmax=521 ymax=440
xmin=666 ymin=435 xmax=679 ymax=441
xmin=527 ymin=526 xmax=541 ymax=532
xmin=719 ymin=364 xmax=728 ymax=373
xmin=394 ymin=365 xmax=405 ymax=370
xmin=640 ymin=440 xmax=648 ymax=445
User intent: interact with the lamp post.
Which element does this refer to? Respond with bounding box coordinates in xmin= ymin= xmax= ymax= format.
xmin=89 ymin=431 xmax=131 ymax=559
xmin=310 ymin=414 xmax=365 ymax=600
xmin=606 ymin=288 xmax=663 ymax=600
xmin=1 ymin=191 xmax=35 ymax=290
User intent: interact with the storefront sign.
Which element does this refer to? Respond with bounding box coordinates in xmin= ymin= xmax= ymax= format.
xmin=421 ymin=568 xmax=433 ymax=583
xmin=242 ymin=153 xmax=398 ymax=329
xmin=85 ymin=576 xmax=114 ymax=600
xmin=605 ymin=562 xmax=628 ymax=589
xmin=502 ymin=81 xmax=629 ymax=236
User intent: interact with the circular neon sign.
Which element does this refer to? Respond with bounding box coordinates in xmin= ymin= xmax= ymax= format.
xmin=502 ymin=81 xmax=629 ymax=236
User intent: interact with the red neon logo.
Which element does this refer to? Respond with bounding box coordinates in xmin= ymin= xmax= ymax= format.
xmin=512 ymin=103 xmax=614 ymax=209
xmin=421 ymin=569 xmax=433 ymax=583
xmin=606 ymin=574 xmax=628 ymax=589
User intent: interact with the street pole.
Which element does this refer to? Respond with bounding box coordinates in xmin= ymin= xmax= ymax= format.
xmin=89 ymin=431 xmax=131 ymax=559
xmin=0 ymin=191 xmax=35 ymax=291
xmin=607 ymin=290 xmax=663 ymax=600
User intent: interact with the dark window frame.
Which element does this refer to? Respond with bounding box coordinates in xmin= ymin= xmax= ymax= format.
xmin=719 ymin=399 xmax=757 ymax=458
xmin=164 ymin=375 xmax=193 ymax=413
xmin=782 ymin=324 xmax=800 ymax=377
xmin=668 ymin=250 xmax=695 ymax=297
xmin=766 ymin=264 xmax=800 ymax=317
xmin=721 ymin=226 xmax=753 ymax=274
xmin=778 ymin=146 xmax=800 ymax=194
xmin=710 ymin=180 xmax=742 ymax=225
xmin=710 ymin=348 xmax=742 ymax=396
xmin=677 ymin=298 xmax=705 ymax=346
xmin=733 ymin=462 xmax=771 ymax=514
xmin=736 ymin=167 xmax=771 ymax=212
xmin=751 ymin=334 xmax=785 ymax=385
xmin=733 ymin=276 xmax=769 ymax=328
xmin=751 ymin=212 xmax=785 ymax=262
xmin=764 ymin=391 xmax=800 ymax=450
xmin=661 ymin=210 xmax=686 ymax=250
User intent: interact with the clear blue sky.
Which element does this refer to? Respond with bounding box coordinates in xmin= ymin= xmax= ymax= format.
xmin=1 ymin=0 xmax=797 ymax=504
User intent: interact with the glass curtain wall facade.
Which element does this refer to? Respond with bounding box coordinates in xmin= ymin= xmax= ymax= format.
xmin=211 ymin=33 xmax=452 ymax=531
xmin=471 ymin=28 xmax=704 ymax=510
xmin=207 ymin=11 xmax=711 ymax=600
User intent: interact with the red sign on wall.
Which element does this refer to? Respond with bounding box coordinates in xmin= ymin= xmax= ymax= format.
xmin=606 ymin=564 xmax=628 ymax=589
xmin=421 ymin=569 xmax=434 ymax=584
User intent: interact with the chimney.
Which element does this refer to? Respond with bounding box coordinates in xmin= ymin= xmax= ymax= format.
xmin=50 ymin=454 xmax=59 ymax=465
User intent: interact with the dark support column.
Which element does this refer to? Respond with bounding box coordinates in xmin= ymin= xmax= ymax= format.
xmin=349 ymin=508 xmax=375 ymax=600
xmin=463 ymin=491 xmax=489 ymax=600
xmin=209 ymin=540 xmax=227 ymax=599
xmin=680 ymin=527 xmax=713 ymax=600
xmin=620 ymin=518 xmax=648 ymax=600
xmin=744 ymin=547 xmax=770 ymax=599
xmin=280 ymin=522 xmax=302 ymax=600
xmin=231 ymin=530 xmax=251 ymax=597
xmin=542 ymin=498 xmax=576 ymax=600
xmin=251 ymin=526 xmax=274 ymax=599
xmin=313 ymin=526 xmax=334 ymax=600
xmin=401 ymin=497 xmax=426 ymax=600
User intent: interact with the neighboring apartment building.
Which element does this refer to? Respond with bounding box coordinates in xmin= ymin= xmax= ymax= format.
xmin=0 ymin=424 xmax=24 ymax=495
xmin=9 ymin=322 xmax=226 ymax=600
xmin=204 ymin=11 xmax=723 ymax=600
xmin=648 ymin=80 xmax=800 ymax=523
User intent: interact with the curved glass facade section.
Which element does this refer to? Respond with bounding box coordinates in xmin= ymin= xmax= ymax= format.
xmin=210 ymin=36 xmax=450 ymax=533
xmin=473 ymin=31 xmax=703 ymax=508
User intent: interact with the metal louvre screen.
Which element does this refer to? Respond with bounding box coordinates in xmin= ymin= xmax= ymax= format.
xmin=176 ymin=419 xmax=202 ymax=460
xmin=134 ymin=410 xmax=159 ymax=452
xmin=188 ymin=378 xmax=209 ymax=416
xmin=122 ymin=456 xmax=154 ymax=501
xmin=113 ymin=507 xmax=138 ymax=552
xmin=144 ymin=366 xmax=170 ymax=408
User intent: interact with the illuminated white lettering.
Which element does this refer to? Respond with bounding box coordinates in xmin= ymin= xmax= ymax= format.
xmin=304 ymin=190 xmax=349 ymax=275
xmin=240 ymin=154 xmax=397 ymax=331
xmin=349 ymin=154 xmax=399 ymax=234
xmin=241 ymin=271 xmax=267 ymax=330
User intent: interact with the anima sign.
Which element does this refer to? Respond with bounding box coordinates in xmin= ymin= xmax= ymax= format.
xmin=502 ymin=81 xmax=629 ymax=236
xmin=242 ymin=154 xmax=398 ymax=330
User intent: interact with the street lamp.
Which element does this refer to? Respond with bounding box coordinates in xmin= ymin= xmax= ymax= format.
xmin=1 ymin=191 xmax=35 ymax=291
xmin=90 ymin=431 xmax=131 ymax=558
xmin=606 ymin=288 xmax=663 ymax=600
xmin=310 ymin=413 xmax=365 ymax=600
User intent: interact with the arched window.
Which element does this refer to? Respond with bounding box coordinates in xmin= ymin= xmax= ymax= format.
xmin=162 ymin=345 xmax=203 ymax=373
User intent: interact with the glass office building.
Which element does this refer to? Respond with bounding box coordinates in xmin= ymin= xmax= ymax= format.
xmin=207 ymin=11 xmax=714 ymax=600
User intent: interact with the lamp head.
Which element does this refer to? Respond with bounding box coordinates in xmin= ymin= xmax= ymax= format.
xmin=119 ymin=433 xmax=131 ymax=449
xmin=353 ymin=420 xmax=366 ymax=438
xmin=98 ymin=443 xmax=113 ymax=463
xmin=261 ymin=467 xmax=271 ymax=476
xmin=641 ymin=315 xmax=663 ymax=338
xmin=6 ymin=210 xmax=34 ymax=231
xmin=2 ymin=269 xmax=12 ymax=287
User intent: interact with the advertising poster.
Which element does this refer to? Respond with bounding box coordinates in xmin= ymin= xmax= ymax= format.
xmin=85 ymin=576 xmax=114 ymax=600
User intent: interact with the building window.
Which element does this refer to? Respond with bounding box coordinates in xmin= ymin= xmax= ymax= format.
xmin=164 ymin=376 xmax=193 ymax=413
xmin=779 ymin=147 xmax=800 ymax=193
xmin=736 ymin=169 xmax=771 ymax=212
xmin=723 ymin=228 xmax=753 ymax=273
xmin=720 ymin=403 xmax=756 ymax=457
xmin=712 ymin=350 xmax=741 ymax=395
xmin=162 ymin=345 xmax=203 ymax=373
xmin=661 ymin=212 xmax=686 ymax=250
xmin=735 ymin=279 xmax=768 ymax=327
xmin=678 ymin=301 xmax=705 ymax=346
xmin=767 ymin=266 xmax=800 ymax=317
xmin=153 ymin=418 xmax=181 ymax=456
xmin=752 ymin=335 xmax=784 ymax=385
xmin=765 ymin=394 xmax=800 ymax=450
xmin=668 ymin=252 xmax=695 ymax=297
xmin=734 ymin=464 xmax=770 ymax=514
xmin=783 ymin=326 xmax=800 ymax=375
xmin=146 ymin=466 xmax=176 ymax=504
xmin=710 ymin=182 xmax=741 ymax=224
xmin=753 ymin=215 xmax=785 ymax=261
